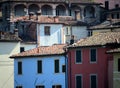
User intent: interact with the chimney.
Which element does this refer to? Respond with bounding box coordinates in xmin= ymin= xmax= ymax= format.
xmin=105 ymin=1 xmax=109 ymax=10
xmin=14 ymin=29 xmax=18 ymax=37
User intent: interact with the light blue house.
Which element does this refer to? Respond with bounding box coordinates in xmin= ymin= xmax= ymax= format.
xmin=11 ymin=44 xmax=67 ymax=88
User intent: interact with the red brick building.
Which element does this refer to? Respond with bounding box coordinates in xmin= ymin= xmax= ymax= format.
xmin=67 ymin=32 xmax=120 ymax=88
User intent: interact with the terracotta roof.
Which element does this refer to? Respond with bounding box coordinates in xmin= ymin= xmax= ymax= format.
xmin=10 ymin=44 xmax=66 ymax=58
xmin=107 ymin=48 xmax=120 ymax=53
xmin=0 ymin=31 xmax=21 ymax=41
xmin=11 ymin=16 xmax=87 ymax=26
xmin=89 ymin=19 xmax=120 ymax=30
xmin=68 ymin=32 xmax=120 ymax=48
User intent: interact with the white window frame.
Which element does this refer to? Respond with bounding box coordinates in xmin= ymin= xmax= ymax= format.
xmin=90 ymin=74 xmax=98 ymax=88
xmin=75 ymin=49 xmax=82 ymax=64
xmin=90 ymin=48 xmax=97 ymax=63
xmin=75 ymin=74 xmax=83 ymax=88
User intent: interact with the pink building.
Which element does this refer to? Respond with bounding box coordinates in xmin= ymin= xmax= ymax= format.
xmin=67 ymin=32 xmax=120 ymax=88
xmin=95 ymin=0 xmax=120 ymax=9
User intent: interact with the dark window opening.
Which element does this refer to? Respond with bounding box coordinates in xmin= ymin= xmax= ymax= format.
xmin=76 ymin=50 xmax=82 ymax=63
xmin=36 ymin=85 xmax=44 ymax=88
xmin=44 ymin=26 xmax=50 ymax=35
xmin=90 ymin=49 xmax=96 ymax=62
xmin=37 ymin=60 xmax=42 ymax=73
xmin=18 ymin=61 xmax=22 ymax=75
xmin=76 ymin=75 xmax=82 ymax=88
xmin=52 ymin=85 xmax=61 ymax=88
xmin=91 ymin=75 xmax=97 ymax=88
xmin=62 ymin=65 xmax=66 ymax=73
xmin=54 ymin=60 xmax=59 ymax=73
xmin=16 ymin=86 xmax=22 ymax=88
xmin=20 ymin=47 xmax=24 ymax=52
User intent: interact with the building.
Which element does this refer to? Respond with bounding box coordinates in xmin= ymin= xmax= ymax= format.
xmin=89 ymin=19 xmax=120 ymax=35
xmin=0 ymin=31 xmax=21 ymax=88
xmin=10 ymin=44 xmax=67 ymax=88
xmin=36 ymin=16 xmax=88 ymax=46
xmin=107 ymin=48 xmax=120 ymax=88
xmin=67 ymin=32 xmax=120 ymax=88
xmin=0 ymin=0 xmax=102 ymax=32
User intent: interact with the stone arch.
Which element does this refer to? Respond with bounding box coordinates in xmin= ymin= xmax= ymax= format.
xmin=14 ymin=4 xmax=26 ymax=16
xmin=56 ymin=5 xmax=66 ymax=16
xmin=71 ymin=5 xmax=81 ymax=20
xmin=84 ymin=6 xmax=95 ymax=18
xmin=28 ymin=4 xmax=39 ymax=14
xmin=41 ymin=5 xmax=52 ymax=15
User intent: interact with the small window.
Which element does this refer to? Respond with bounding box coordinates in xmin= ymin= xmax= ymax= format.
xmin=52 ymin=85 xmax=61 ymax=88
xmin=90 ymin=75 xmax=97 ymax=88
xmin=115 ymin=4 xmax=119 ymax=8
xmin=18 ymin=61 xmax=22 ymax=75
xmin=36 ymin=85 xmax=44 ymax=88
xmin=76 ymin=50 xmax=82 ymax=63
xmin=62 ymin=65 xmax=66 ymax=73
xmin=117 ymin=13 xmax=119 ymax=19
xmin=16 ymin=86 xmax=22 ymax=88
xmin=44 ymin=26 xmax=50 ymax=35
xmin=76 ymin=75 xmax=82 ymax=88
xmin=54 ymin=60 xmax=59 ymax=73
xmin=20 ymin=47 xmax=24 ymax=52
xmin=118 ymin=59 xmax=120 ymax=72
xmin=37 ymin=60 xmax=42 ymax=74
xmin=90 ymin=49 xmax=97 ymax=62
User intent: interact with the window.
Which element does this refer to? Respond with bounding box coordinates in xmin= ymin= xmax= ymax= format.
xmin=52 ymin=85 xmax=61 ymax=88
xmin=90 ymin=49 xmax=97 ymax=62
xmin=76 ymin=50 xmax=82 ymax=63
xmin=90 ymin=75 xmax=97 ymax=88
xmin=16 ymin=86 xmax=22 ymax=88
xmin=18 ymin=61 xmax=22 ymax=75
xmin=118 ymin=59 xmax=120 ymax=72
xmin=62 ymin=65 xmax=66 ymax=73
xmin=54 ymin=60 xmax=59 ymax=73
xmin=20 ymin=47 xmax=24 ymax=52
xmin=37 ymin=60 xmax=42 ymax=73
xmin=76 ymin=75 xmax=82 ymax=88
xmin=117 ymin=13 xmax=119 ymax=19
xmin=115 ymin=4 xmax=119 ymax=8
xmin=44 ymin=26 xmax=50 ymax=35
xmin=36 ymin=85 xmax=44 ymax=88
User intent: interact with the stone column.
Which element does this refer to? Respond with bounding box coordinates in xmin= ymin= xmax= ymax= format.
xmin=53 ymin=5 xmax=56 ymax=16
xmin=80 ymin=6 xmax=85 ymax=21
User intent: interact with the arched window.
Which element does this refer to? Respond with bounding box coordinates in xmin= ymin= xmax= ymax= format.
xmin=14 ymin=4 xmax=26 ymax=16
xmin=41 ymin=5 xmax=52 ymax=15
xmin=56 ymin=5 xmax=66 ymax=16
xmin=28 ymin=4 xmax=39 ymax=14
xmin=84 ymin=6 xmax=95 ymax=18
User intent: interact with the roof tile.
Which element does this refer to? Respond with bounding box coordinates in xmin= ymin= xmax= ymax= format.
xmin=11 ymin=44 xmax=66 ymax=58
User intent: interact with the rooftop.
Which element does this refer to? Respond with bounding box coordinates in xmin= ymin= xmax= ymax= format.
xmin=11 ymin=15 xmax=88 ymax=26
xmin=89 ymin=19 xmax=120 ymax=30
xmin=68 ymin=32 xmax=120 ymax=48
xmin=107 ymin=48 xmax=120 ymax=53
xmin=10 ymin=44 xmax=66 ymax=58
xmin=0 ymin=31 xmax=21 ymax=42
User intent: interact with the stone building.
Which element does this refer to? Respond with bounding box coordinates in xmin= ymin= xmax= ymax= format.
xmin=0 ymin=0 xmax=102 ymax=32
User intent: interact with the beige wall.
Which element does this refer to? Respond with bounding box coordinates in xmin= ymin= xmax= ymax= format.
xmin=0 ymin=41 xmax=20 ymax=88
xmin=113 ymin=53 xmax=120 ymax=88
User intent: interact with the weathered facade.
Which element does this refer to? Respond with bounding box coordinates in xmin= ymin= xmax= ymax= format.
xmin=0 ymin=0 xmax=102 ymax=32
